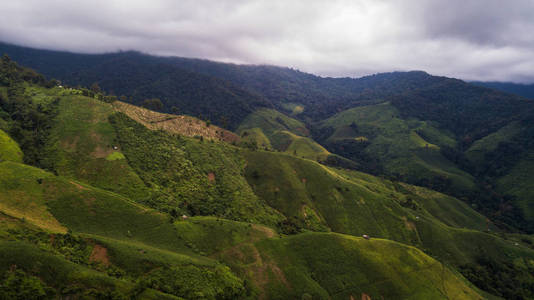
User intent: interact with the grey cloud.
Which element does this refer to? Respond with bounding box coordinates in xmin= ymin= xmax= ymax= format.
xmin=398 ymin=0 xmax=534 ymax=47
xmin=0 ymin=0 xmax=533 ymax=82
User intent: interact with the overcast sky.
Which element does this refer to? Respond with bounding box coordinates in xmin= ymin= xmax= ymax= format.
xmin=1 ymin=0 xmax=533 ymax=82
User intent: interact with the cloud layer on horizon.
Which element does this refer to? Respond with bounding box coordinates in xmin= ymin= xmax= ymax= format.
xmin=1 ymin=0 xmax=533 ymax=82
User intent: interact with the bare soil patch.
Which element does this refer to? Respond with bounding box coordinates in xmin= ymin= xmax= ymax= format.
xmin=207 ymin=172 xmax=216 ymax=183
xmin=89 ymin=244 xmax=110 ymax=266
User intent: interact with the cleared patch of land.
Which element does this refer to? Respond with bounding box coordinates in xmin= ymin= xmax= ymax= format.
xmin=113 ymin=101 xmax=240 ymax=143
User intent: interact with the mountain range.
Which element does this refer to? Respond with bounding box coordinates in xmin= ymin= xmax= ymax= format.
xmin=1 ymin=42 xmax=534 ymax=299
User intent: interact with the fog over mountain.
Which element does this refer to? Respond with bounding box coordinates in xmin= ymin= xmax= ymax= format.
xmin=1 ymin=0 xmax=533 ymax=82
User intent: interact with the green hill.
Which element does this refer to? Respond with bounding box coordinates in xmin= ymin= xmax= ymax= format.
xmin=5 ymin=43 xmax=534 ymax=233
xmin=40 ymin=93 xmax=150 ymax=202
xmin=109 ymin=112 xmax=283 ymax=225
xmin=238 ymin=108 xmax=309 ymax=138
xmin=0 ymin=160 xmax=490 ymax=299
xmin=3 ymin=52 xmax=534 ymax=299
xmin=318 ymin=102 xmax=475 ymax=193
xmin=248 ymin=232 xmax=484 ymax=300
xmin=237 ymin=108 xmax=331 ymax=161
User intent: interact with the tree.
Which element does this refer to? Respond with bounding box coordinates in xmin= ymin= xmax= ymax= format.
xmin=90 ymin=82 xmax=101 ymax=93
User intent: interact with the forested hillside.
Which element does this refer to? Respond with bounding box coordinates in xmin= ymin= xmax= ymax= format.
xmin=473 ymin=81 xmax=534 ymax=100
xmin=1 ymin=46 xmax=534 ymax=299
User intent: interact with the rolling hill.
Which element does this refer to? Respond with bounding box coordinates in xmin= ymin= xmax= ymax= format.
xmin=2 ymin=46 xmax=534 ymax=299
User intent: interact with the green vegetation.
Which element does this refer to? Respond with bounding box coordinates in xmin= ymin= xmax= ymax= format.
xmin=270 ymin=131 xmax=330 ymax=161
xmin=0 ymin=267 xmax=54 ymax=300
xmin=497 ymin=152 xmax=534 ymax=222
xmin=238 ymin=127 xmax=272 ymax=150
xmin=238 ymin=108 xmax=332 ymax=162
xmin=465 ymin=121 xmax=521 ymax=165
xmin=2 ymin=51 xmax=534 ymax=299
xmin=42 ymin=95 xmax=150 ymax=202
xmin=1 ymin=155 xmax=496 ymax=299
xmin=280 ymin=102 xmax=305 ymax=115
xmin=238 ymin=108 xmax=309 ymax=137
xmin=251 ymin=233 xmax=483 ymax=300
xmin=138 ymin=264 xmax=245 ymax=299
xmin=317 ymin=103 xmax=475 ymax=194
xmin=0 ymin=129 xmax=22 ymax=163
xmin=0 ymin=56 xmax=59 ymax=168
xmin=0 ymin=161 xmax=66 ymax=233
xmin=110 ymin=112 xmax=282 ymax=225
xmin=243 ymin=150 xmax=487 ymax=239
xmin=106 ymin=151 xmax=125 ymax=161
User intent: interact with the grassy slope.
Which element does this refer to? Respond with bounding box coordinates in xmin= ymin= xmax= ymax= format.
xmin=251 ymin=233 xmax=483 ymax=300
xmin=237 ymin=108 xmax=309 ymax=137
xmin=0 ymin=162 xmax=249 ymax=298
xmin=238 ymin=108 xmax=331 ymax=161
xmin=0 ymin=129 xmax=23 ymax=163
xmin=27 ymin=88 xmax=279 ymax=226
xmin=51 ymin=99 xmax=516 ymax=281
xmin=271 ymin=130 xmax=330 ymax=161
xmin=0 ymin=159 xmax=488 ymax=299
xmin=0 ymin=240 xmax=178 ymax=300
xmin=0 ymin=161 xmax=66 ymax=233
xmin=243 ymin=150 xmax=534 ymax=291
xmin=320 ymin=102 xmax=475 ymax=192
xmin=239 ymin=127 xmax=272 ymax=150
xmin=0 ymin=161 xmax=190 ymax=254
xmin=280 ymin=102 xmax=305 ymax=116
xmin=332 ymin=168 xmax=489 ymax=230
xmin=243 ymin=150 xmax=488 ymax=239
xmin=42 ymin=94 xmax=150 ymax=202
xmin=2 ymin=84 xmax=531 ymax=298
xmin=110 ymin=112 xmax=283 ymax=225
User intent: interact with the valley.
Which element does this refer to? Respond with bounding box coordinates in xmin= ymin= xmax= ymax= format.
xmin=1 ymin=45 xmax=534 ymax=299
